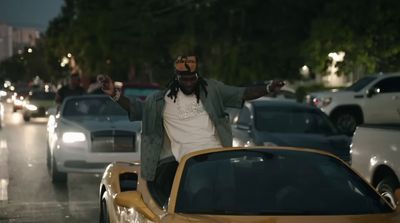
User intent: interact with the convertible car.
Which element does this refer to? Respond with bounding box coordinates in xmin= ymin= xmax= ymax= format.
xmin=99 ymin=146 xmax=400 ymax=223
xmin=46 ymin=94 xmax=141 ymax=183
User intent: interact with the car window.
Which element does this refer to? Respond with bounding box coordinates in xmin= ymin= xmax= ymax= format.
xmin=30 ymin=91 xmax=56 ymax=100
xmin=254 ymin=106 xmax=337 ymax=134
xmin=63 ymin=97 xmax=128 ymax=117
xmin=345 ymin=76 xmax=377 ymax=92
xmin=175 ymin=149 xmax=392 ymax=215
xmin=373 ymin=77 xmax=400 ymax=93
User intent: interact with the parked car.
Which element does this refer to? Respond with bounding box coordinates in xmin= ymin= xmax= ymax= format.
xmin=306 ymin=72 xmax=400 ymax=135
xmin=21 ymin=90 xmax=56 ymax=122
xmin=351 ymin=124 xmax=400 ymax=208
xmin=46 ymin=94 xmax=141 ymax=183
xmin=11 ymin=89 xmax=30 ymax=112
xmin=121 ymin=82 xmax=160 ymax=102
xmin=99 ymin=146 xmax=399 ymax=223
xmin=231 ymin=98 xmax=351 ymax=163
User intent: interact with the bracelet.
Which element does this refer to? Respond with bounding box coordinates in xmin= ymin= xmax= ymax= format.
xmin=265 ymin=82 xmax=272 ymax=94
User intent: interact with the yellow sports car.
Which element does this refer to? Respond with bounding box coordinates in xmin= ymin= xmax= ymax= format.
xmin=99 ymin=147 xmax=400 ymax=223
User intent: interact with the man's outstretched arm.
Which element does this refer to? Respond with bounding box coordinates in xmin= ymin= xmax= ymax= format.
xmin=243 ymin=80 xmax=285 ymax=101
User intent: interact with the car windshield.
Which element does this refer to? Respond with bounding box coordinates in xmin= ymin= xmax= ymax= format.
xmin=345 ymin=76 xmax=377 ymax=92
xmin=62 ymin=97 xmax=128 ymax=117
xmin=254 ymin=105 xmax=337 ymax=134
xmin=30 ymin=91 xmax=56 ymax=100
xmin=175 ymin=149 xmax=392 ymax=215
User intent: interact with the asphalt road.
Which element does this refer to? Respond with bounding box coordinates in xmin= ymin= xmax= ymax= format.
xmin=0 ymin=103 xmax=100 ymax=223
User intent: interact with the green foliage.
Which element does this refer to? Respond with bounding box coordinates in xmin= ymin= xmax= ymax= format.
xmin=38 ymin=0 xmax=400 ymax=84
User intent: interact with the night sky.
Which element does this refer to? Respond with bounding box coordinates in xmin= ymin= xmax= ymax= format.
xmin=0 ymin=0 xmax=64 ymax=31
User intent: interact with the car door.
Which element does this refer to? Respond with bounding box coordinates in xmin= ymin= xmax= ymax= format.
xmin=363 ymin=76 xmax=400 ymax=123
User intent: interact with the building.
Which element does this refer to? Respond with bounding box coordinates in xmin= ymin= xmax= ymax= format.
xmin=0 ymin=23 xmax=13 ymax=62
xmin=0 ymin=22 xmax=40 ymax=62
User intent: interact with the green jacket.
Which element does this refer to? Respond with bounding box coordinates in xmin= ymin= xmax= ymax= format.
xmin=119 ymin=79 xmax=245 ymax=181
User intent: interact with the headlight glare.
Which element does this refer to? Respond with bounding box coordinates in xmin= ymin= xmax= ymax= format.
xmin=232 ymin=138 xmax=243 ymax=147
xmin=25 ymin=104 xmax=38 ymax=111
xmin=313 ymin=97 xmax=332 ymax=108
xmin=62 ymin=132 xmax=86 ymax=143
xmin=244 ymin=140 xmax=256 ymax=147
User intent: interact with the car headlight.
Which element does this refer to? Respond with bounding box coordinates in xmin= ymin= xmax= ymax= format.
xmin=62 ymin=132 xmax=86 ymax=143
xmin=25 ymin=104 xmax=38 ymax=111
xmin=312 ymin=97 xmax=332 ymax=108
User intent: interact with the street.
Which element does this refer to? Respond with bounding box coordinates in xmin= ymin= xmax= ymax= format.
xmin=0 ymin=103 xmax=100 ymax=223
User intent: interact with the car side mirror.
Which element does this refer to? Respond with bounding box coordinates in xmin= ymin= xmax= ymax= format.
xmin=236 ymin=123 xmax=251 ymax=131
xmin=115 ymin=191 xmax=160 ymax=222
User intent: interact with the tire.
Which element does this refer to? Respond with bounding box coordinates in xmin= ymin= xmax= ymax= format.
xmin=99 ymin=192 xmax=110 ymax=223
xmin=377 ymin=176 xmax=399 ymax=208
xmin=23 ymin=115 xmax=31 ymax=122
xmin=332 ymin=111 xmax=360 ymax=136
xmin=50 ymin=155 xmax=67 ymax=183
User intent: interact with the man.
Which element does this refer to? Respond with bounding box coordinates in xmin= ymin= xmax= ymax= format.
xmin=55 ymin=72 xmax=86 ymax=109
xmin=101 ymin=55 xmax=284 ymax=181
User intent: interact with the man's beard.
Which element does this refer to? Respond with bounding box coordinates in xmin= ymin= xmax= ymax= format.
xmin=179 ymin=84 xmax=197 ymax=95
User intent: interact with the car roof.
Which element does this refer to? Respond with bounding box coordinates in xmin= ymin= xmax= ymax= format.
xmin=371 ymin=72 xmax=400 ymax=78
xmin=121 ymin=82 xmax=160 ymax=89
xmin=248 ymin=98 xmax=315 ymax=110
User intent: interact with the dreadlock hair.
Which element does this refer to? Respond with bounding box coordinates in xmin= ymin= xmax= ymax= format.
xmin=166 ymin=72 xmax=208 ymax=103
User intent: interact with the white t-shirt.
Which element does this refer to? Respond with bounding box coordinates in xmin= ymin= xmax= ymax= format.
xmin=163 ymin=90 xmax=222 ymax=161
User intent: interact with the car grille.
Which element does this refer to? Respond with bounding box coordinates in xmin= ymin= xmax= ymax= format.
xmin=91 ymin=130 xmax=136 ymax=153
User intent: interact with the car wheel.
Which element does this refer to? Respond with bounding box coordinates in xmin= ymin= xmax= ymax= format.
xmin=377 ymin=176 xmax=399 ymax=208
xmin=99 ymin=192 xmax=110 ymax=223
xmin=50 ymin=155 xmax=67 ymax=183
xmin=24 ymin=115 xmax=31 ymax=122
xmin=333 ymin=111 xmax=360 ymax=136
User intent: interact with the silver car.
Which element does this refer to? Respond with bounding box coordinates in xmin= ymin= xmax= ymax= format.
xmin=46 ymin=94 xmax=141 ymax=183
xmin=231 ymin=98 xmax=351 ymax=163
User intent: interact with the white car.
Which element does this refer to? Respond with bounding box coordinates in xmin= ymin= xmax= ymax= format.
xmin=307 ymin=73 xmax=400 ymax=135
xmin=46 ymin=95 xmax=141 ymax=183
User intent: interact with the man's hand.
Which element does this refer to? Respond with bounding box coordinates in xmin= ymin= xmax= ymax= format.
xmin=266 ymin=80 xmax=285 ymax=94
xmin=243 ymin=79 xmax=286 ymax=101
xmin=97 ymin=74 xmax=115 ymax=96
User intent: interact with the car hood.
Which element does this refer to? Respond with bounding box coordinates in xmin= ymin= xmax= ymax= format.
xmin=168 ymin=213 xmax=400 ymax=223
xmin=253 ymin=132 xmax=350 ymax=160
xmin=310 ymin=90 xmax=355 ymax=97
xmin=29 ymin=99 xmax=55 ymax=108
xmin=60 ymin=116 xmax=140 ymax=132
